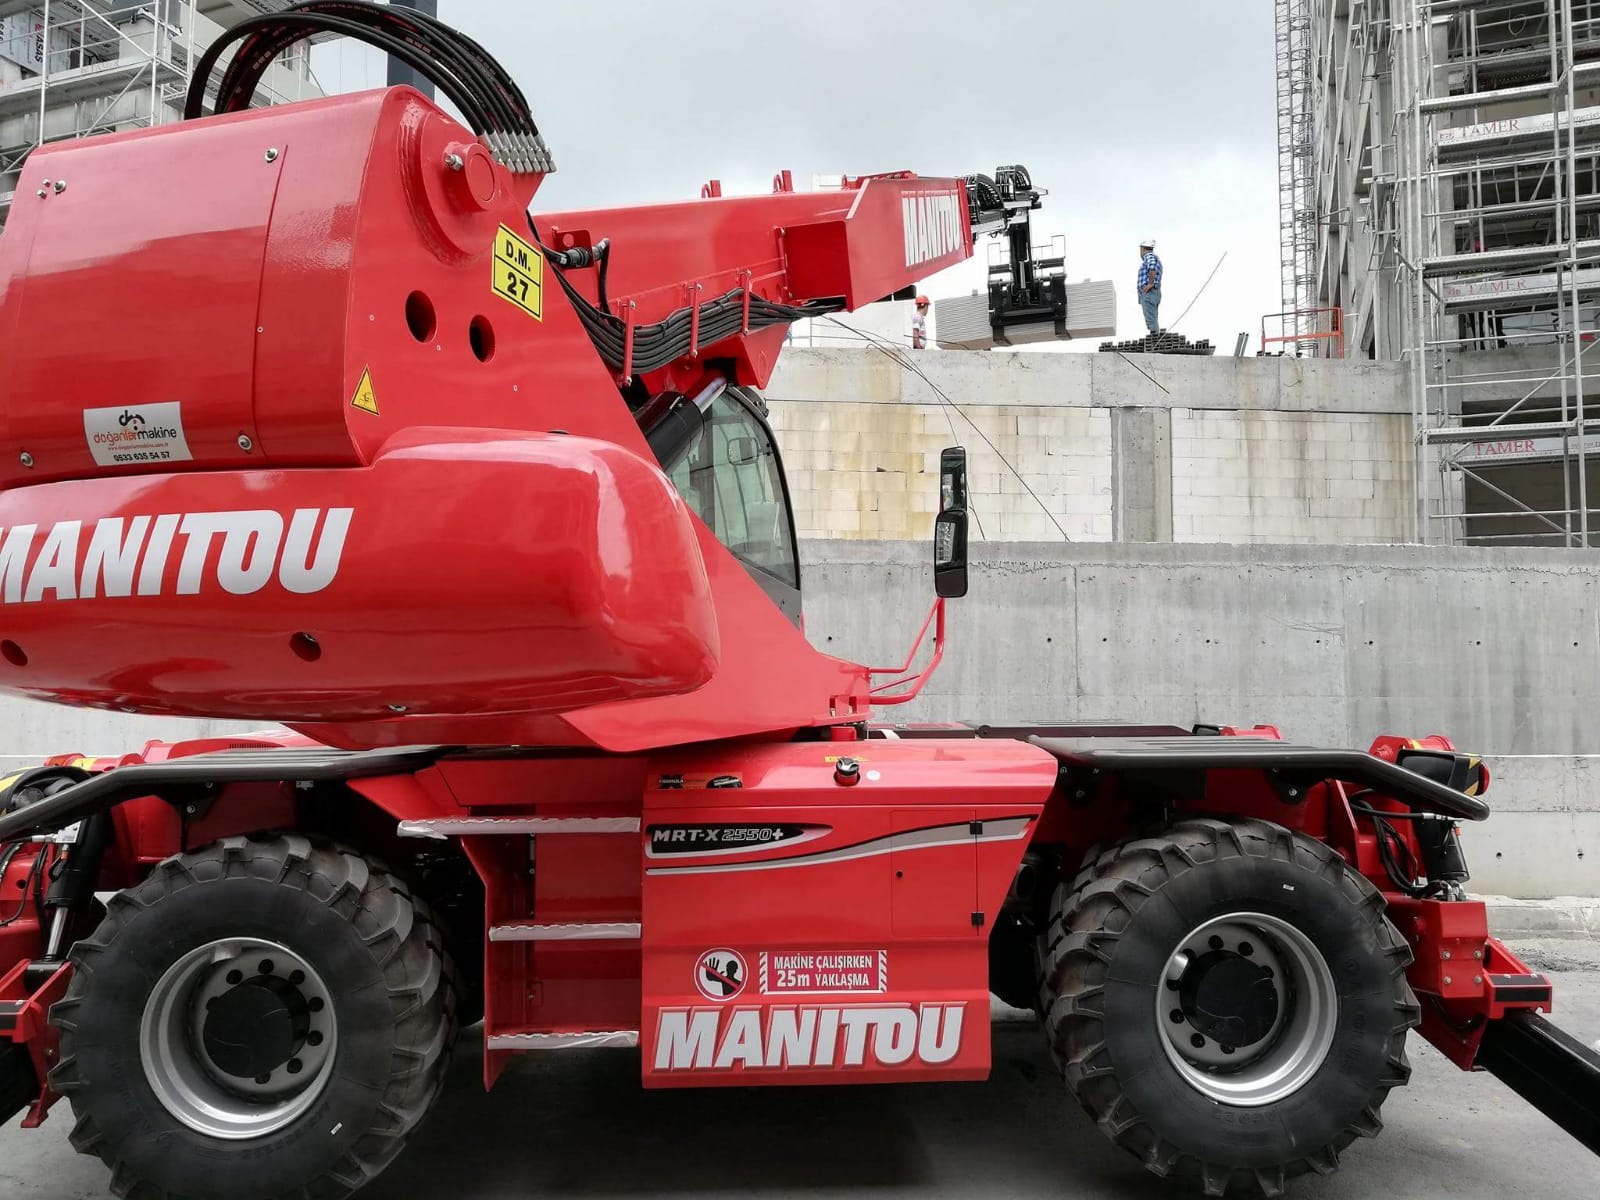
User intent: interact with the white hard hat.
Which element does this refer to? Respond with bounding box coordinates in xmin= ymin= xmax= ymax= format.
xmin=1140 ymin=237 xmax=1156 ymax=249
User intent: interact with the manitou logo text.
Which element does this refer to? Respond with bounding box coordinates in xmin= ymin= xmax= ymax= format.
xmin=654 ymin=1002 xmax=964 ymax=1071
xmin=0 ymin=509 xmax=353 ymax=604
xmin=902 ymin=192 xmax=964 ymax=268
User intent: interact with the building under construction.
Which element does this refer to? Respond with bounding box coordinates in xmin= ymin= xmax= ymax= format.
xmin=1280 ymin=0 xmax=1600 ymax=545
xmin=0 ymin=1 xmax=318 ymax=231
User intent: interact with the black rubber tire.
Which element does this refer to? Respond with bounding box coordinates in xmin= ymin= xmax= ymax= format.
xmin=48 ymin=834 xmax=457 ymax=1200
xmin=1037 ymin=818 xmax=1418 ymax=1198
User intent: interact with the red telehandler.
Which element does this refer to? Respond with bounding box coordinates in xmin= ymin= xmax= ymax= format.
xmin=0 ymin=5 xmax=1595 ymax=1198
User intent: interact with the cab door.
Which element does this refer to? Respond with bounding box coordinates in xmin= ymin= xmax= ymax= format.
xmin=664 ymin=387 xmax=802 ymax=624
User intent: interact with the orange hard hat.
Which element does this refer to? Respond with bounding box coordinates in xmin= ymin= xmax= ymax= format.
xmin=915 ymin=295 xmax=930 ymax=306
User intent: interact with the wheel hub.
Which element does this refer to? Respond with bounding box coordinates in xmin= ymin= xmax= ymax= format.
xmin=141 ymin=938 xmax=338 ymax=1138
xmin=200 ymin=975 xmax=312 ymax=1081
xmin=1177 ymin=948 xmax=1280 ymax=1051
xmin=1155 ymin=912 xmax=1338 ymax=1106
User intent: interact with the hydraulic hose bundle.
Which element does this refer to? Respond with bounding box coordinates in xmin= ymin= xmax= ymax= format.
xmin=534 ymin=233 xmax=846 ymax=376
xmin=184 ymin=0 xmax=553 ymax=173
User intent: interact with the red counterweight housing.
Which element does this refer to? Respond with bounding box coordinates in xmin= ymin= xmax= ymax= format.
xmin=0 ymin=88 xmax=719 ymax=726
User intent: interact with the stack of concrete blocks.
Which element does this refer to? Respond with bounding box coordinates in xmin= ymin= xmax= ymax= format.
xmin=932 ymin=280 xmax=1118 ymax=350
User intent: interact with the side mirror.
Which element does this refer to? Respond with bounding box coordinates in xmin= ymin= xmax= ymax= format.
xmin=726 ymin=434 xmax=760 ymax=466
xmin=933 ymin=446 xmax=969 ymax=599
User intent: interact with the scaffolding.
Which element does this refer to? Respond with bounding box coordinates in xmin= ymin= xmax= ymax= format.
xmin=1384 ymin=0 xmax=1600 ymax=545
xmin=1276 ymin=0 xmax=1318 ymax=340
xmin=0 ymin=1 xmax=317 ymax=229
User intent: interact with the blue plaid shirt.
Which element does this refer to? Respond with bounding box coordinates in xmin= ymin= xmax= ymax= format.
xmin=1138 ymin=251 xmax=1162 ymax=293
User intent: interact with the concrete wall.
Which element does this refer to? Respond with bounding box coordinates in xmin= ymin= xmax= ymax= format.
xmin=800 ymin=538 xmax=1600 ymax=898
xmin=0 ymin=699 xmax=255 ymax=776
xmin=1473 ymin=756 xmax=1600 ymax=899
xmin=764 ymin=349 xmax=1414 ymax=545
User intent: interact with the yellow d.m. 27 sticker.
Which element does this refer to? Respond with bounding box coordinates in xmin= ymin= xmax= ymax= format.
xmin=493 ymin=225 xmax=544 ymax=320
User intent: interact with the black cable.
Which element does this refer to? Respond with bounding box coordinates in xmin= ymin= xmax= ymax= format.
xmin=300 ymin=1 xmax=530 ymax=132
xmin=1349 ymin=801 xmax=1451 ymax=822
xmin=1361 ymin=808 xmax=1429 ymax=898
xmin=229 ymin=3 xmax=523 ymax=137
xmin=189 ymin=14 xmax=495 ymax=135
xmin=216 ymin=5 xmax=498 ymax=126
xmin=184 ymin=2 xmax=549 ymax=170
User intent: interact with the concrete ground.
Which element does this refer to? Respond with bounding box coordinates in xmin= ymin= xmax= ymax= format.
xmin=4 ymin=938 xmax=1598 ymax=1200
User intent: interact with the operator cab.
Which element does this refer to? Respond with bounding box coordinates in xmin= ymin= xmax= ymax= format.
xmin=659 ymin=386 xmax=802 ymax=624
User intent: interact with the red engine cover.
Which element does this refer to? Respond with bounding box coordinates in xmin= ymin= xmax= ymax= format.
xmin=0 ymin=430 xmax=719 ymax=722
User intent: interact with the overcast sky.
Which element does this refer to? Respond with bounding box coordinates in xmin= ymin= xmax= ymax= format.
xmin=320 ymin=2 xmax=1278 ymax=350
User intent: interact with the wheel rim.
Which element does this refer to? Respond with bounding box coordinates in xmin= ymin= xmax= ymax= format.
xmin=1155 ymin=912 xmax=1337 ymax=1106
xmin=139 ymin=937 xmax=338 ymax=1139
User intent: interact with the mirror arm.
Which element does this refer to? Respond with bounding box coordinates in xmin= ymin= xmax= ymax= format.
xmin=867 ymin=598 xmax=946 ymax=706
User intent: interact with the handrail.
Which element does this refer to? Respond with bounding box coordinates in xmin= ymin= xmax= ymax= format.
xmin=1260 ymin=306 xmax=1346 ymax=358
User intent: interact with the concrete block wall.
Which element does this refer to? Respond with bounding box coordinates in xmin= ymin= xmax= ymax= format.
xmin=764 ymin=349 xmax=1414 ymax=546
xmin=767 ymin=400 xmax=1113 ymax=540
xmin=1170 ymin=409 xmax=1414 ymax=543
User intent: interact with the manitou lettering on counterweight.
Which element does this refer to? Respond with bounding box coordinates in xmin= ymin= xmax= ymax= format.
xmin=0 ymin=508 xmax=353 ymax=603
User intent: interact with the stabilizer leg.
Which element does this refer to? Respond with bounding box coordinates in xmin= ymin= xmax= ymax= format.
xmin=1478 ymin=1010 xmax=1600 ymax=1155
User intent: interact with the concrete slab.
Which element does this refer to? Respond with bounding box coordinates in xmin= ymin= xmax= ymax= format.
xmin=1486 ymin=895 xmax=1600 ymax=939
xmin=768 ymin=347 xmax=1412 ymax=414
xmin=4 ymin=940 xmax=1597 ymax=1200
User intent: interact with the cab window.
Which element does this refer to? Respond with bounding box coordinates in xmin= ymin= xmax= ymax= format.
xmin=667 ymin=392 xmax=798 ymax=589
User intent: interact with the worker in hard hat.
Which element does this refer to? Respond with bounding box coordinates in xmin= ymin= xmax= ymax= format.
xmin=1137 ymin=239 xmax=1163 ymax=334
xmin=912 ymin=295 xmax=930 ymax=349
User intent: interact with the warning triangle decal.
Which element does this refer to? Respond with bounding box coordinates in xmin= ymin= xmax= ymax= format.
xmin=350 ymin=366 xmax=379 ymax=415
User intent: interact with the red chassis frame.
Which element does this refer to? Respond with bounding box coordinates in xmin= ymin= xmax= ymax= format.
xmin=0 ymin=726 xmax=1543 ymax=1111
xmin=0 ymin=84 xmax=1552 ymax=1124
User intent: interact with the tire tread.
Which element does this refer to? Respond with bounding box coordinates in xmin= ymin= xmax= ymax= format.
xmin=1037 ymin=818 xmax=1418 ymax=1197
xmin=48 ymin=834 xmax=456 ymax=1200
